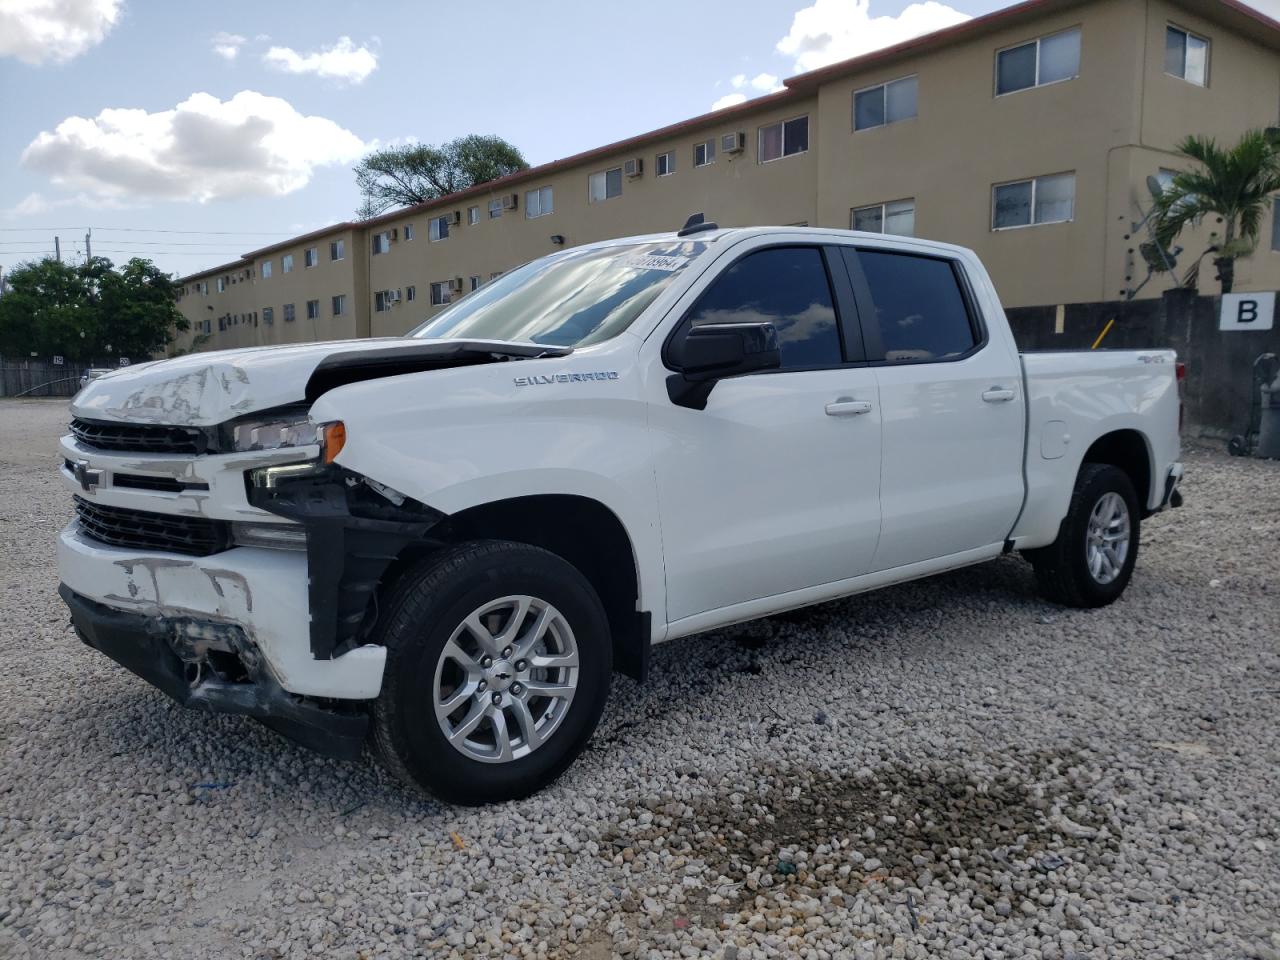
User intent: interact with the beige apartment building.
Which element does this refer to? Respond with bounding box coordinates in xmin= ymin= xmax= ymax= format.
xmin=173 ymin=0 xmax=1280 ymax=353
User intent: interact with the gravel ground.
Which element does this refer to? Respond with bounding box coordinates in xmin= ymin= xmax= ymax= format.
xmin=1 ymin=397 xmax=1278 ymax=960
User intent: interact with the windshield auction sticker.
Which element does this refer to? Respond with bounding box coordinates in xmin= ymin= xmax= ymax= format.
xmin=618 ymin=254 xmax=687 ymax=272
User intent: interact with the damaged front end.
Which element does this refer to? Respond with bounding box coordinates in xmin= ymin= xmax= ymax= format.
xmin=61 ymin=586 xmax=369 ymax=758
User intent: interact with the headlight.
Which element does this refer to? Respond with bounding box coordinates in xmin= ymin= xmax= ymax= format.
xmin=245 ymin=420 xmax=346 ymax=490
xmin=231 ymin=414 xmax=319 ymax=452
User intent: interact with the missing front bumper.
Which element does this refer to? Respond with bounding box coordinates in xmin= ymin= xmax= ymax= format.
xmin=60 ymin=585 xmax=368 ymax=759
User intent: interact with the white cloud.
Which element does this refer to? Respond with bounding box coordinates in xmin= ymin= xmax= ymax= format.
xmin=778 ymin=0 xmax=971 ymax=73
xmin=0 ymin=0 xmax=121 ymax=65
xmin=211 ymin=31 xmax=246 ymax=60
xmin=263 ymin=36 xmax=378 ymax=84
xmin=1 ymin=190 xmax=123 ymax=219
xmin=730 ymin=73 xmax=748 ymax=89
xmin=711 ymin=93 xmax=749 ymax=111
xmin=749 ymin=72 xmax=782 ymax=92
xmin=21 ymin=90 xmax=367 ymax=204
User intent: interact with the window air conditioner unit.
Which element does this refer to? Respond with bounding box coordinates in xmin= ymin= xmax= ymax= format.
xmin=448 ymin=211 xmax=462 ymax=225
xmin=388 ymin=289 xmax=401 ymax=303
xmin=502 ymin=193 xmax=519 ymax=210
xmin=448 ymin=277 xmax=464 ymax=293
xmin=721 ymin=132 xmax=746 ymax=154
xmin=623 ymin=157 xmax=643 ymax=178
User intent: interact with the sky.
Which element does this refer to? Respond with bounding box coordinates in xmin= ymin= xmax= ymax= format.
xmin=1 ymin=0 xmax=1278 ymax=279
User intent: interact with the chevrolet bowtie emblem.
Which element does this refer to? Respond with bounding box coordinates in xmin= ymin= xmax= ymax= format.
xmin=72 ymin=459 xmax=101 ymax=493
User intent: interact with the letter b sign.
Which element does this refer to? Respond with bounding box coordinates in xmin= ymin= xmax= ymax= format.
xmin=1219 ymin=292 xmax=1275 ymax=331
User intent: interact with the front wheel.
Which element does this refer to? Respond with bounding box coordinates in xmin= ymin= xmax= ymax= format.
xmin=371 ymin=541 xmax=612 ymax=804
xmin=1026 ymin=463 xmax=1141 ymax=608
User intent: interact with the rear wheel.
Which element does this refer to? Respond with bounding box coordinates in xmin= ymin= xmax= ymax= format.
xmin=371 ymin=540 xmax=611 ymax=804
xmin=1026 ymin=463 xmax=1141 ymax=608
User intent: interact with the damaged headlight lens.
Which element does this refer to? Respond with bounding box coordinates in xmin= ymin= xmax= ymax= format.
xmin=231 ymin=521 xmax=308 ymax=550
xmin=231 ymin=414 xmax=319 ymax=453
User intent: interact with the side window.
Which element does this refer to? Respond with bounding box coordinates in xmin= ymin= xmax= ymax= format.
xmin=685 ymin=246 xmax=841 ymax=368
xmin=849 ymin=250 xmax=977 ymax=362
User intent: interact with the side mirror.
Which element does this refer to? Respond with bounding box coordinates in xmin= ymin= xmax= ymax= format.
xmin=666 ymin=321 xmax=780 ymax=409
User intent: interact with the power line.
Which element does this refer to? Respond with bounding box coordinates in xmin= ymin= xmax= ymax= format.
xmin=0 ymin=240 xmax=248 ymax=248
xmin=0 ymin=226 xmax=295 ymax=235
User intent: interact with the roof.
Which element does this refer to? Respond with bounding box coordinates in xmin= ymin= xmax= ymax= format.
xmin=181 ymin=0 xmax=1280 ymax=283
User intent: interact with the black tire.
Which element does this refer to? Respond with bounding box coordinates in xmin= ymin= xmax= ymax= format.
xmin=1025 ymin=463 xmax=1141 ymax=608
xmin=371 ymin=540 xmax=611 ymax=804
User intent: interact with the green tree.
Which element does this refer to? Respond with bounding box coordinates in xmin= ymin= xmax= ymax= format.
xmin=1153 ymin=129 xmax=1280 ymax=293
xmin=0 ymin=256 xmax=188 ymax=362
xmin=354 ymin=135 xmax=529 ymax=217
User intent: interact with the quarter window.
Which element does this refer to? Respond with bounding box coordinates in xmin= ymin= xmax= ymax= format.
xmin=685 ymin=246 xmax=840 ymax=369
xmin=1165 ymin=25 xmax=1208 ymax=85
xmin=589 ymin=167 xmax=623 ymax=202
xmin=993 ymin=172 xmax=1074 ymax=229
xmin=851 ymin=250 xmax=977 ymax=362
xmin=693 ymin=140 xmax=716 ymax=167
xmin=430 ymin=216 xmax=450 ymax=241
xmin=526 ymin=186 xmax=554 ymax=219
xmin=758 ymin=116 xmax=809 ymax=163
xmin=656 ymin=151 xmax=675 ymax=176
xmin=996 ymin=27 xmax=1081 ymax=95
xmin=854 ymin=76 xmax=917 ymax=130
xmin=852 ymin=199 xmax=916 ymax=236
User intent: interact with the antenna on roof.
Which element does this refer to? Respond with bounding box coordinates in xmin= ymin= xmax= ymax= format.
xmin=677 ymin=213 xmax=719 ymax=237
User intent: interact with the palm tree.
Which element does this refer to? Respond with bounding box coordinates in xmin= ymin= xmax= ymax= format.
xmin=1153 ymin=129 xmax=1280 ymax=293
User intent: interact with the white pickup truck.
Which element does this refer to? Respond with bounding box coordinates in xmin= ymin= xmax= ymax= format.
xmin=58 ymin=223 xmax=1183 ymax=803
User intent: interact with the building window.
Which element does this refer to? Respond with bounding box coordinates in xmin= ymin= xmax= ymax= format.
xmin=304 ymin=247 xmax=318 ymax=268
xmin=992 ymin=172 xmax=1076 ymax=229
xmin=470 ymin=275 xmax=481 ymax=291
xmin=490 ymin=271 xmax=503 ymax=281
xmin=372 ymin=232 xmax=390 ymax=255
xmin=588 ymin=167 xmax=623 ymax=203
xmin=430 ymin=281 xmax=451 ymax=306
xmin=332 ymin=294 xmax=346 ymax=316
xmin=282 ymin=254 xmax=293 ymax=273
xmin=854 ymin=76 xmax=917 ymax=130
xmin=996 ymin=27 xmax=1081 ymax=95
xmin=656 ymin=151 xmax=675 ymax=177
xmin=693 ymin=140 xmax=716 ymax=167
xmin=468 ymin=205 xmax=480 ymax=225
xmin=488 ymin=198 xmax=503 ymax=219
xmin=374 ymin=290 xmax=393 ymax=312
xmin=852 ymin=199 xmax=916 ymax=236
xmin=306 ymin=299 xmax=320 ymax=320
xmin=263 ymin=306 xmax=274 ymax=325
xmin=261 ymin=260 xmax=272 ymax=279
xmin=758 ymin=116 xmax=809 ymax=163
xmin=330 ymin=240 xmax=344 ymax=261
xmin=524 ymin=185 xmax=554 ymax=219
xmin=1165 ymin=25 xmax=1208 ymax=85
xmin=430 ymin=216 xmax=450 ymax=241
xmin=216 ymin=277 xmax=225 ymax=292
xmin=283 ymin=303 xmax=296 ymax=322
xmin=406 ymin=285 xmax=416 ymax=302
xmin=404 ymin=223 xmax=415 ymax=241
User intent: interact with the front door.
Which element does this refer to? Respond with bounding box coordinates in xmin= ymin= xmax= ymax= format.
xmin=648 ymin=243 xmax=883 ymax=625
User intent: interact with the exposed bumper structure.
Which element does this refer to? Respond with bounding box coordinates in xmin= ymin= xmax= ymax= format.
xmin=60 ymin=585 xmax=369 ymax=759
xmin=57 ymin=524 xmax=387 ymax=699
xmin=1160 ymin=461 xmax=1185 ymax=510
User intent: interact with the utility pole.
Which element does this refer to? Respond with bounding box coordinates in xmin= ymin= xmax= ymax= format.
xmin=85 ymin=228 xmax=92 ymax=260
xmin=54 ymin=236 xmax=61 ymax=262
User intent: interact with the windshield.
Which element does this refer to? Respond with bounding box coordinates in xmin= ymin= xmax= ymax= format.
xmin=410 ymin=240 xmax=707 ymax=347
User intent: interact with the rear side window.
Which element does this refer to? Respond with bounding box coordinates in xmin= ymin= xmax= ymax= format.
xmin=850 ymin=250 xmax=977 ymax=362
xmin=686 ymin=247 xmax=841 ymax=368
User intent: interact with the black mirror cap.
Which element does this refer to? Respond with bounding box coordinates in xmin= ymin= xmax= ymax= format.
xmin=666 ymin=322 xmax=781 ymax=409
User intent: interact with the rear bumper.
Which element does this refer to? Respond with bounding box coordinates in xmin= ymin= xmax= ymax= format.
xmin=60 ymin=585 xmax=368 ymax=759
xmin=1159 ymin=461 xmax=1185 ymax=511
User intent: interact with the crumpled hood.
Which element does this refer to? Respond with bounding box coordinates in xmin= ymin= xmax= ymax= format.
xmin=70 ymin=337 xmax=566 ymax=426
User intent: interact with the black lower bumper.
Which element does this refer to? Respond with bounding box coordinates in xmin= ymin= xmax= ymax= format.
xmin=59 ymin=585 xmax=368 ymax=760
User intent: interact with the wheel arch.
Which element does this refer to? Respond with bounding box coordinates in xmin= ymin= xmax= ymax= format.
xmin=1080 ymin=428 xmax=1154 ymax=512
xmin=381 ymin=494 xmax=650 ymax=682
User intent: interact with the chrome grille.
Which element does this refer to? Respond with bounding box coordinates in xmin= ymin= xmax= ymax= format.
xmin=73 ymin=497 xmax=230 ymax=556
xmin=70 ymin=418 xmax=207 ymax=455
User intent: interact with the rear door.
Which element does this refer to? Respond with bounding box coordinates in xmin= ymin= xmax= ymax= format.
xmin=839 ymin=245 xmax=1025 ymax=571
xmin=647 ymin=240 xmax=882 ymax=625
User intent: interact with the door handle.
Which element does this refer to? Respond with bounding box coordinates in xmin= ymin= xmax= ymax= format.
xmin=825 ymin=398 xmax=874 ymax=417
xmin=982 ymin=387 xmax=1016 ymax=403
